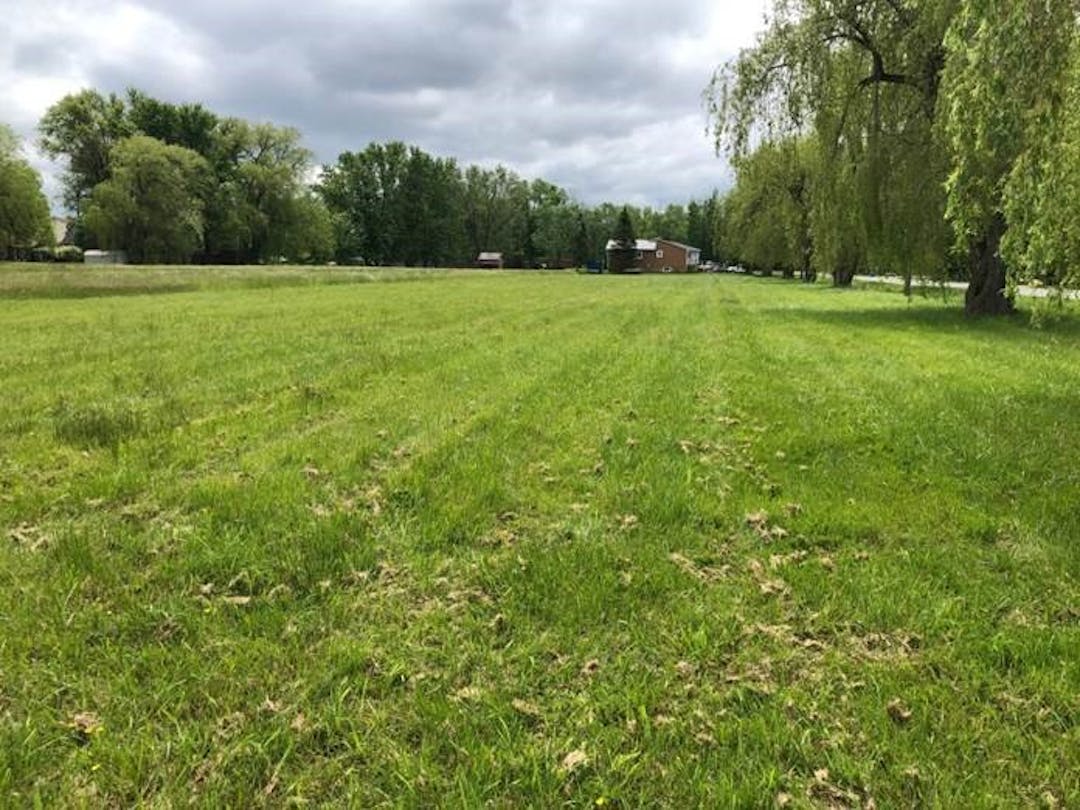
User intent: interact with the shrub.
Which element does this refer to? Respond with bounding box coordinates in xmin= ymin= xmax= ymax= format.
xmin=53 ymin=245 xmax=84 ymax=263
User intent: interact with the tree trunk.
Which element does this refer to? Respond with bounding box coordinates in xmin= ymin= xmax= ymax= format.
xmin=781 ymin=267 xmax=795 ymax=279
xmin=799 ymin=238 xmax=816 ymax=283
xmin=966 ymin=213 xmax=1014 ymax=316
xmin=833 ymin=266 xmax=855 ymax=287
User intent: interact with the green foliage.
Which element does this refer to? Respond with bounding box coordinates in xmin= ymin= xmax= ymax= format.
xmin=708 ymin=1 xmax=956 ymax=289
xmin=319 ymin=147 xmax=612 ymax=269
xmin=38 ymin=89 xmax=134 ymax=212
xmin=721 ymin=139 xmax=814 ymax=278
xmin=39 ymin=89 xmax=331 ymax=265
xmin=125 ymin=88 xmax=218 ymax=158
xmin=84 ymin=136 xmax=210 ymax=264
xmin=1001 ymin=34 xmax=1080 ymax=288
xmin=710 ymin=0 xmax=1080 ymax=309
xmin=941 ymin=0 xmax=1080 ymax=287
xmin=612 ymin=206 xmax=636 ymax=248
xmin=38 ymin=87 xmax=720 ymax=270
xmin=52 ymin=245 xmax=84 ymax=263
xmin=320 ymin=142 xmax=464 ymax=266
xmin=607 ymin=206 xmax=638 ymax=273
xmin=460 ymin=163 xmax=522 ymax=263
xmin=572 ymin=213 xmax=591 ymax=266
xmin=0 ymin=124 xmax=53 ymax=255
xmin=284 ymin=193 xmax=336 ymax=263
xmin=529 ymin=179 xmax=578 ymax=267
xmin=204 ymin=118 xmax=319 ymax=264
xmin=686 ymin=195 xmax=719 ymax=261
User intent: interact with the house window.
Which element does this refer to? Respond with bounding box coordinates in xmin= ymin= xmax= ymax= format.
xmin=636 ymin=250 xmax=643 ymax=259
xmin=656 ymin=250 xmax=664 ymax=259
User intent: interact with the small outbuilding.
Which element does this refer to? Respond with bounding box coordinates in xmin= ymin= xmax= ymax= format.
xmin=477 ymin=251 xmax=504 ymax=269
xmin=83 ymin=250 xmax=128 ymax=266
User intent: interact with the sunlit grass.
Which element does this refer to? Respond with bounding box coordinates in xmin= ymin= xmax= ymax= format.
xmin=1 ymin=267 xmax=1077 ymax=805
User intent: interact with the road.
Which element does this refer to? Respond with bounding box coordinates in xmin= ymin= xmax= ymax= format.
xmin=853 ymin=274 xmax=1080 ymax=300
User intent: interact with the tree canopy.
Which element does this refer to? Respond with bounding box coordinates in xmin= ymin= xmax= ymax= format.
xmin=708 ymin=0 xmax=1080 ymax=314
xmin=39 ymin=89 xmax=134 ymax=214
xmin=940 ymin=0 xmax=1080 ymax=303
xmin=0 ymin=124 xmax=52 ymax=258
xmin=84 ymin=136 xmax=210 ymax=263
xmin=36 ymin=87 xmax=722 ymax=268
xmin=39 ymin=89 xmax=335 ymax=264
xmin=318 ymin=146 xmax=719 ymax=269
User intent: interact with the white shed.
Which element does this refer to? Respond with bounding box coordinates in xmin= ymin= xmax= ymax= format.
xmin=83 ymin=250 xmax=128 ymax=266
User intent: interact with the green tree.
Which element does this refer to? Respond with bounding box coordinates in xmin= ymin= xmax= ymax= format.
xmin=711 ymin=195 xmax=731 ymax=265
xmin=998 ymin=33 xmax=1080 ymax=290
xmin=39 ymin=89 xmax=134 ymax=213
xmin=810 ymin=141 xmax=867 ymax=286
xmin=530 ymin=180 xmax=578 ymax=267
xmin=84 ymin=135 xmax=210 ymax=263
xmin=0 ymin=125 xmax=53 ymax=258
xmin=125 ymin=89 xmax=219 ymax=159
xmin=572 ymin=213 xmax=592 ymax=267
xmin=654 ymin=203 xmax=689 ymax=244
xmin=708 ymin=1 xmax=956 ymax=295
xmin=319 ymin=142 xmax=472 ymax=267
xmin=272 ymin=193 xmax=335 ymax=263
xmin=398 ymin=148 xmax=465 ymax=266
xmin=721 ymin=139 xmax=815 ymax=279
xmin=612 ymin=206 xmax=636 ymax=247
xmin=205 ymin=118 xmax=318 ymax=263
xmin=686 ymin=198 xmax=717 ymax=260
xmin=939 ymin=0 xmax=1079 ymax=310
xmin=458 ymin=164 xmax=529 ymax=265
xmin=608 ymin=206 xmax=638 ymax=273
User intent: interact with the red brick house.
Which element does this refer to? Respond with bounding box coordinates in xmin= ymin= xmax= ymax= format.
xmin=605 ymin=238 xmax=702 ymax=273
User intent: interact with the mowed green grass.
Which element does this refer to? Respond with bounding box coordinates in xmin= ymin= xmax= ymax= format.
xmin=1 ymin=267 xmax=1077 ymax=807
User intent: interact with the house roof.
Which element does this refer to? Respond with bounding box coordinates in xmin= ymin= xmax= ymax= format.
xmin=477 ymin=252 xmax=503 ymax=261
xmin=606 ymin=238 xmax=703 ymax=253
xmin=605 ymin=239 xmax=657 ymax=252
xmin=654 ymin=238 xmax=701 ymax=252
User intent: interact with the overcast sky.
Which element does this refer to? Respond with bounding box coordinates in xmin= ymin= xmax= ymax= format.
xmin=1 ymin=0 xmax=769 ymax=211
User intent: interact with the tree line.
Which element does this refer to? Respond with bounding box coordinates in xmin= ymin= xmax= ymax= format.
xmin=2 ymin=88 xmax=720 ymax=268
xmin=37 ymin=89 xmax=333 ymax=264
xmin=707 ymin=0 xmax=1080 ymax=315
xmin=320 ymin=145 xmax=720 ymax=268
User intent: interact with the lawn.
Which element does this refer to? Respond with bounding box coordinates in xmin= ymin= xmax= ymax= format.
xmin=1 ymin=266 xmax=1077 ymax=807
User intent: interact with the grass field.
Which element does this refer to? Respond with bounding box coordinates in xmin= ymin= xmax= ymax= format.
xmin=1 ymin=266 xmax=1078 ymax=807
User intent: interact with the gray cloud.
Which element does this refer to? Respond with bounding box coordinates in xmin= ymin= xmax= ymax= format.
xmin=0 ymin=0 xmax=768 ymax=209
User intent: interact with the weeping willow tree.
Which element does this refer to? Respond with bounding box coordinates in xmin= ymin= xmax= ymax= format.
xmin=711 ymin=0 xmax=1080 ymax=314
xmin=707 ymin=1 xmax=955 ymax=294
xmin=720 ymin=138 xmax=816 ymax=279
xmin=1001 ymin=29 xmax=1080 ymax=291
xmin=940 ymin=0 xmax=1080 ymax=311
xmin=809 ymin=127 xmax=867 ymax=286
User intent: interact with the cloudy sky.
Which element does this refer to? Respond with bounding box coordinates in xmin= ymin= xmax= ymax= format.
xmin=1 ymin=0 xmax=769 ymax=211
